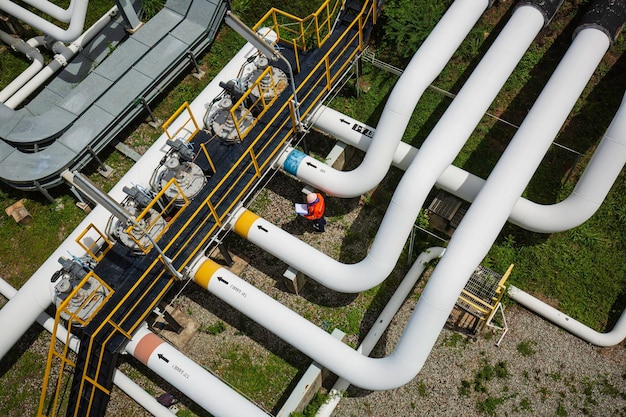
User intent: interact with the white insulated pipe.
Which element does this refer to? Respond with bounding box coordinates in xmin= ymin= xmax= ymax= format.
xmin=278 ymin=0 xmax=490 ymax=198
xmin=0 ymin=278 xmax=177 ymax=417
xmin=236 ymin=4 xmax=546 ymax=293
xmin=311 ymin=102 xmax=626 ymax=233
xmin=315 ymin=247 xmax=445 ymax=417
xmin=191 ymin=247 xmax=445 ymax=390
xmin=19 ymin=0 xmax=77 ymax=23
xmin=508 ymin=285 xmax=626 ymax=346
xmin=4 ymin=6 xmax=116 ymax=108
xmin=0 ymin=0 xmax=88 ymax=42
xmin=0 ymin=30 xmax=44 ymax=102
xmin=408 ymin=26 xmax=614 ymax=367
xmin=125 ymin=325 xmax=270 ymax=417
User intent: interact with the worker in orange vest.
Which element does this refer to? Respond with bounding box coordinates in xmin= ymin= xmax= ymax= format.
xmin=303 ymin=192 xmax=326 ymax=232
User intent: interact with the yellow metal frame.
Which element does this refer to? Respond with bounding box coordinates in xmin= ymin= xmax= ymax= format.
xmin=162 ymin=101 xmax=201 ymax=143
xmin=75 ymin=223 xmax=113 ymax=262
xmin=123 ymin=178 xmax=190 ymax=254
xmin=38 ymin=271 xmax=114 ymax=417
xmin=230 ymin=66 xmax=282 ymax=141
xmin=456 ymin=264 xmax=513 ymax=332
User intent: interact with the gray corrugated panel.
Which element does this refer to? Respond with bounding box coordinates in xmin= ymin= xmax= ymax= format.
xmin=170 ymin=16 xmax=206 ymax=46
xmin=24 ymin=86 xmax=65 ymax=116
xmin=0 ymin=140 xmax=76 ymax=182
xmin=57 ymin=105 xmax=115 ymax=154
xmin=81 ymin=18 xmax=128 ymax=64
xmin=0 ymin=139 xmax=15 ymax=164
xmin=5 ymin=106 xmax=76 ymax=144
xmin=185 ymin=0 xmax=220 ymax=25
xmin=0 ymin=104 xmax=24 ymax=138
xmin=133 ymin=35 xmax=187 ymax=77
xmin=58 ymin=72 xmax=114 ymax=115
xmin=165 ymin=0 xmax=193 ymax=16
xmin=132 ymin=9 xmax=184 ymax=48
xmin=95 ymin=69 xmax=152 ymax=116
xmin=93 ymin=38 xmax=150 ymax=81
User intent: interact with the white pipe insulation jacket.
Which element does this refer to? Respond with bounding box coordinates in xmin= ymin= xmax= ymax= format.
xmin=0 ymin=0 xmax=88 ymax=42
xmin=238 ymin=5 xmax=546 ymax=293
xmin=191 ymin=249 xmax=445 ymax=391
xmin=312 ymin=97 xmax=626 ymax=233
xmin=279 ymin=0 xmax=490 ymax=198
xmin=407 ymin=25 xmax=614 ymax=363
xmin=125 ymin=325 xmax=270 ymax=417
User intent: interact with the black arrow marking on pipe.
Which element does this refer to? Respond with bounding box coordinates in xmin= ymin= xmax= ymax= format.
xmin=257 ymin=225 xmax=268 ymax=233
xmin=217 ymin=276 xmax=229 ymax=285
xmin=158 ymin=353 xmax=169 ymax=363
xmin=339 ymin=118 xmax=350 ymax=124
xmin=306 ymin=162 xmax=317 ymax=168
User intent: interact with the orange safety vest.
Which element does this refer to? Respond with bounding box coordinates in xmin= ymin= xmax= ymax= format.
xmin=304 ymin=193 xmax=325 ymax=220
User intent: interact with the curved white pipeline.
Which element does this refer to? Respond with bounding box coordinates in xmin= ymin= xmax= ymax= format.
xmin=125 ymin=325 xmax=270 ymax=417
xmin=0 ymin=30 xmax=44 ymax=102
xmin=311 ymin=103 xmax=626 ymax=233
xmin=508 ymin=285 xmax=626 ymax=346
xmin=315 ymin=247 xmax=445 ymax=416
xmin=19 ymin=0 xmax=77 ymax=23
xmin=4 ymin=7 xmax=116 ymax=108
xmin=0 ymin=0 xmax=88 ymax=42
xmin=277 ymin=0 xmax=490 ymax=198
xmin=235 ymin=4 xmax=546 ymax=293
xmin=0 ymin=278 xmax=177 ymax=417
xmin=191 ymin=248 xmax=444 ymax=391
xmin=409 ymin=26 xmax=615 ymax=366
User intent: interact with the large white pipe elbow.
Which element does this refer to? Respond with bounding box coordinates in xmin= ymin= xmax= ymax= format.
xmin=280 ymin=0 xmax=490 ymax=198
xmin=191 ymin=249 xmax=446 ymax=390
xmin=313 ymin=97 xmax=626 ymax=234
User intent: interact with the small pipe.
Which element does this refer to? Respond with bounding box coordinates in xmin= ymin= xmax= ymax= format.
xmin=4 ymin=6 xmax=116 ymax=108
xmin=508 ymin=285 xmax=626 ymax=346
xmin=19 ymin=0 xmax=77 ymax=23
xmin=0 ymin=30 xmax=44 ymax=102
xmin=0 ymin=0 xmax=88 ymax=42
xmin=315 ymin=248 xmax=445 ymax=416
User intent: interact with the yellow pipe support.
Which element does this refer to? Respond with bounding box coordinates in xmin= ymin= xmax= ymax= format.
xmin=193 ymin=258 xmax=223 ymax=289
xmin=233 ymin=209 xmax=259 ymax=239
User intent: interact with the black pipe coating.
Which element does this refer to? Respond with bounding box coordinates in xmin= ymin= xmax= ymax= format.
xmin=574 ymin=0 xmax=626 ymax=44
